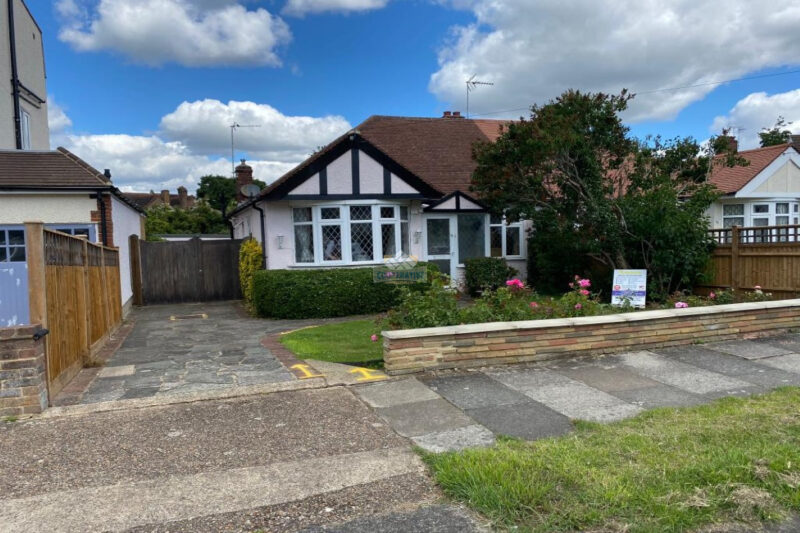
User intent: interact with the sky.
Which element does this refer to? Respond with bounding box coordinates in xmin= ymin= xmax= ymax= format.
xmin=29 ymin=0 xmax=800 ymax=193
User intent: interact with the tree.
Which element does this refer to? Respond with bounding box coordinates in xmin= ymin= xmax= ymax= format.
xmin=144 ymin=203 xmax=228 ymax=238
xmin=470 ymin=90 xmax=738 ymax=299
xmin=758 ymin=117 xmax=793 ymax=147
xmin=196 ymin=175 xmax=266 ymax=217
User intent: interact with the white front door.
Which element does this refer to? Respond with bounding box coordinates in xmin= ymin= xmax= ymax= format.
xmin=423 ymin=215 xmax=456 ymax=280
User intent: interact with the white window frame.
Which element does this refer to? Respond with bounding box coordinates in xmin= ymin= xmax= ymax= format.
xmin=291 ymin=201 xmax=409 ymax=266
xmin=20 ymin=109 xmax=31 ymax=150
xmin=489 ymin=215 xmax=525 ymax=259
xmin=722 ymin=203 xmax=745 ymax=228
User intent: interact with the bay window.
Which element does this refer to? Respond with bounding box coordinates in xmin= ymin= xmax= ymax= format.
xmin=722 ymin=204 xmax=744 ymax=228
xmin=292 ymin=203 xmax=409 ymax=265
xmin=490 ymin=215 xmax=524 ymax=258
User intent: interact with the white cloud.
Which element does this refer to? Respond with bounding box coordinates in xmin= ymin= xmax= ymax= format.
xmin=56 ymin=0 xmax=291 ymax=67
xmin=50 ymin=100 xmax=350 ymax=193
xmin=711 ymin=89 xmax=800 ymax=150
xmin=430 ymin=0 xmax=800 ymax=122
xmin=47 ymin=98 xmax=73 ymax=136
xmin=282 ymin=0 xmax=388 ymax=17
xmin=159 ymin=99 xmax=351 ymax=162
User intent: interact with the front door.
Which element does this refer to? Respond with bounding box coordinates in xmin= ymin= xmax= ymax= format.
xmin=424 ymin=216 xmax=456 ymax=281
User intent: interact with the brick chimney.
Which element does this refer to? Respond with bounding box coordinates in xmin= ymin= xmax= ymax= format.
xmin=452 ymin=111 xmax=462 ymax=118
xmin=177 ymin=186 xmax=188 ymax=209
xmin=442 ymin=111 xmax=452 ymax=118
xmin=719 ymin=135 xmax=738 ymax=153
xmin=161 ymin=189 xmax=170 ymax=206
xmin=235 ymin=159 xmax=254 ymax=203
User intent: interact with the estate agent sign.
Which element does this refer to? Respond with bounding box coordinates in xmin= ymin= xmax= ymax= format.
xmin=611 ymin=269 xmax=647 ymax=308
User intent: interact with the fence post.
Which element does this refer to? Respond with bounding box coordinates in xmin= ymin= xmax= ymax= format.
xmin=99 ymin=246 xmax=111 ymax=337
xmin=731 ymin=226 xmax=740 ymax=291
xmin=79 ymin=237 xmax=91 ymax=359
xmin=129 ymin=234 xmax=144 ymax=306
xmin=25 ymin=222 xmax=47 ymax=329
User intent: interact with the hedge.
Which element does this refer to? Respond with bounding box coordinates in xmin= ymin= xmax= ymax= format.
xmin=464 ymin=257 xmax=518 ymax=296
xmin=250 ymin=263 xmax=438 ymax=319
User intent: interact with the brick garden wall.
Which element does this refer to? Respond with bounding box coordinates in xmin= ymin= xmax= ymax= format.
xmin=382 ymin=299 xmax=800 ymax=374
xmin=0 ymin=325 xmax=48 ymax=416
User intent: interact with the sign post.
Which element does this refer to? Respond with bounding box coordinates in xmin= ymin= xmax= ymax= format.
xmin=611 ymin=269 xmax=647 ymax=308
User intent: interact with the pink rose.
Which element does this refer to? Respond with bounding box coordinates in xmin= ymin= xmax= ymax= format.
xmin=529 ymin=301 xmax=539 ymax=308
xmin=754 ymin=285 xmax=761 ymax=289
xmin=580 ymin=289 xmax=589 ymax=296
xmin=709 ymin=292 xmax=716 ymax=299
xmin=675 ymin=302 xmax=689 ymax=309
xmin=506 ymin=279 xmax=524 ymax=289
xmin=370 ymin=334 xmax=378 ymax=342
xmin=578 ymin=279 xmax=591 ymax=288
xmin=568 ymin=282 xmax=575 ymax=289
xmin=574 ymin=303 xmax=582 ymax=310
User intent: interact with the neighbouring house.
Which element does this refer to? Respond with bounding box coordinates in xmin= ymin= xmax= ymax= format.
xmin=152 ymin=233 xmax=230 ymax=242
xmin=0 ymin=147 xmax=146 ymax=326
xmin=706 ymin=136 xmax=800 ymax=232
xmin=229 ymin=112 xmax=529 ymax=282
xmin=126 ymin=187 xmax=196 ymax=211
xmin=0 ymin=0 xmax=48 ymax=151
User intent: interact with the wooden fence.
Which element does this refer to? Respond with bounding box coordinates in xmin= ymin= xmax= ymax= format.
xmin=26 ymin=222 xmax=123 ymax=398
xmin=699 ymin=224 xmax=800 ymax=299
xmin=130 ymin=235 xmax=242 ymax=305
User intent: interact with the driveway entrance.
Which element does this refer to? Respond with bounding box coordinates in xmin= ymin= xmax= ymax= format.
xmin=76 ymin=301 xmax=314 ymax=404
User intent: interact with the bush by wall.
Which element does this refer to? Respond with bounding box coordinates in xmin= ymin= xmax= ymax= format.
xmin=464 ymin=257 xmax=518 ymax=296
xmin=251 ymin=263 xmax=438 ymax=319
xmin=239 ymin=238 xmax=263 ymax=304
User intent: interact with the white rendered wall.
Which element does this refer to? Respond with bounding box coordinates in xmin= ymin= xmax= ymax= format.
xmin=0 ymin=193 xmax=97 ymax=224
xmin=111 ymin=196 xmax=143 ymax=308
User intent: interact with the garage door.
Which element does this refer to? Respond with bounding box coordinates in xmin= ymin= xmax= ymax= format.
xmin=0 ymin=226 xmax=29 ymax=326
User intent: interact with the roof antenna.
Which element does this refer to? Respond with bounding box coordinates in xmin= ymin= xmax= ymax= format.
xmin=466 ymin=75 xmax=494 ymax=119
xmin=230 ymin=122 xmax=261 ymax=177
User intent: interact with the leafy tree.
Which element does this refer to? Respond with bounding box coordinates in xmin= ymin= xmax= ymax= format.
xmin=470 ymin=90 xmax=740 ymax=299
xmin=758 ymin=117 xmax=793 ymax=147
xmin=196 ymin=175 xmax=266 ymax=217
xmin=144 ymin=203 xmax=228 ymax=238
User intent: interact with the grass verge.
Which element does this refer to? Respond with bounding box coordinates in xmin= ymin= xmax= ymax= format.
xmin=422 ymin=387 xmax=800 ymax=532
xmin=279 ymin=319 xmax=384 ymax=368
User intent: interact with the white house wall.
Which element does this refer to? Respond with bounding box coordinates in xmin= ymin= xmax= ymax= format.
xmin=111 ymin=195 xmax=143 ymax=311
xmin=289 ymin=173 xmax=319 ymax=195
xmin=326 ymin=151 xmax=352 ymax=194
xmin=753 ymin=160 xmax=800 ymax=194
xmin=358 ymin=151 xmax=383 ymax=194
xmin=0 ymin=193 xmax=96 ymax=224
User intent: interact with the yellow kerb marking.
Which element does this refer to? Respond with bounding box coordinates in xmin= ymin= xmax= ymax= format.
xmin=349 ymin=367 xmax=387 ymax=382
xmin=290 ymin=363 xmax=324 ymax=379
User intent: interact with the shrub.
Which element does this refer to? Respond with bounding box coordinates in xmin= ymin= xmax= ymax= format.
xmin=384 ymin=278 xmax=460 ymax=329
xmin=251 ymin=263 xmax=437 ymax=319
xmin=239 ymin=238 xmax=263 ymax=303
xmin=463 ymin=257 xmax=518 ymax=296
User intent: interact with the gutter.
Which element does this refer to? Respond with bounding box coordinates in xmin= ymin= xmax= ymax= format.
xmin=7 ymin=0 xmax=22 ymax=149
xmin=252 ymin=201 xmax=267 ymax=269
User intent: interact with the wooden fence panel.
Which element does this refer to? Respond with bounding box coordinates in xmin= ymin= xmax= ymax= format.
xmin=26 ymin=224 xmax=123 ymax=399
xmin=138 ymin=238 xmax=242 ymax=305
xmin=699 ymin=224 xmax=800 ymax=299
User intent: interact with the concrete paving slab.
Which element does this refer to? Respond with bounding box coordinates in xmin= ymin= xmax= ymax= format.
xmin=755 ymin=353 xmax=800 ymax=374
xmin=355 ymin=378 xmax=440 ymax=408
xmin=760 ymin=334 xmax=800 ymax=354
xmin=422 ymin=373 xmax=531 ymax=410
xmin=611 ymin=384 xmax=706 ymax=409
xmin=465 ymin=401 xmax=573 ymax=440
xmin=706 ymin=339 xmax=793 ymax=360
xmin=610 ymin=351 xmax=755 ymax=395
xmin=486 ymin=368 xmax=642 ymax=422
xmin=411 ymin=425 xmax=496 ymax=453
xmin=299 ymin=504 xmax=486 ymax=533
xmin=308 ymin=359 xmax=388 ymax=386
xmin=97 ymin=365 xmax=135 ymax=378
xmin=553 ymin=365 xmax=662 ymax=392
xmin=655 ymin=346 xmax=800 ymax=388
xmin=376 ymin=399 xmax=475 ymax=438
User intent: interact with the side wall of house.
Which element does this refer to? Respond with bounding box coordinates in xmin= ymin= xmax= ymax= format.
xmin=0 ymin=193 xmax=97 ymax=224
xmin=111 ymin=196 xmax=142 ymax=311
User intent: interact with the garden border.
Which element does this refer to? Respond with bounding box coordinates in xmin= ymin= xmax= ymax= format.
xmin=382 ymin=299 xmax=800 ymax=374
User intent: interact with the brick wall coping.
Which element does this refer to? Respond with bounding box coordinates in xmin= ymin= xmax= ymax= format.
xmin=382 ymin=299 xmax=800 ymax=340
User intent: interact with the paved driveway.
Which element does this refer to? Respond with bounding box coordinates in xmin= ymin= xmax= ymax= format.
xmin=354 ymin=334 xmax=800 ymax=451
xmin=77 ymin=302 xmax=318 ymax=404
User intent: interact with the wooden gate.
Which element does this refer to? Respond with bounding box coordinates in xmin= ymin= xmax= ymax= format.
xmin=131 ymin=236 xmax=242 ymax=305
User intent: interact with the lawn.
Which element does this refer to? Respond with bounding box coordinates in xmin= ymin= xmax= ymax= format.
xmin=422 ymin=387 xmax=800 ymax=533
xmin=279 ymin=319 xmax=384 ymax=368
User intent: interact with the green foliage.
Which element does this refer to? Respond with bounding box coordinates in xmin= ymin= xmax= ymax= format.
xmin=384 ymin=278 xmax=461 ymax=329
xmin=463 ymin=257 xmax=518 ymax=296
xmin=196 ymin=175 xmax=266 ymax=217
xmin=238 ymin=238 xmax=263 ymax=304
xmin=144 ymin=203 xmax=227 ymax=237
xmin=471 ymin=90 xmax=730 ymax=301
xmin=279 ymin=319 xmax=384 ymax=368
xmin=250 ymin=264 xmax=437 ymax=319
xmin=759 ymin=117 xmax=793 ymax=147
xmin=422 ymin=388 xmax=800 ymax=532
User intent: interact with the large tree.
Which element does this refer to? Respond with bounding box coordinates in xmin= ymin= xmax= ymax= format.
xmin=471 ymin=90 xmax=738 ymax=299
xmin=196 ymin=175 xmax=266 ymax=217
xmin=758 ymin=117 xmax=793 ymax=147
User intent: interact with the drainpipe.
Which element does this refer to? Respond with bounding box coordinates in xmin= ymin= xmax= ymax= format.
xmin=7 ymin=0 xmax=22 ymax=149
xmin=252 ymin=201 xmax=266 ymax=269
xmin=97 ymin=190 xmax=109 ymax=246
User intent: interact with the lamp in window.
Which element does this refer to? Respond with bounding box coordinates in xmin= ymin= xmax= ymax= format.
xmin=277 ymin=235 xmax=284 ymax=249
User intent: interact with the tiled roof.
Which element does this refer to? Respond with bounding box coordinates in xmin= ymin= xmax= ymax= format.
xmin=708 ymin=144 xmax=791 ymax=194
xmin=0 ymin=147 xmax=111 ymax=189
xmin=125 ymin=191 xmax=195 ymax=209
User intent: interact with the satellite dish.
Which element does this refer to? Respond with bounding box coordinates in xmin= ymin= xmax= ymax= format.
xmin=240 ymin=184 xmax=261 ymax=199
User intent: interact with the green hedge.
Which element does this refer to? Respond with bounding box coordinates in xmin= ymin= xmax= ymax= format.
xmin=251 ymin=263 xmax=438 ymax=319
xmin=464 ymin=257 xmax=518 ymax=296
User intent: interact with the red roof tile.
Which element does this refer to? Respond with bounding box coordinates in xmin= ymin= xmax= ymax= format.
xmin=708 ymin=144 xmax=791 ymax=194
xmin=0 ymin=147 xmax=111 ymax=189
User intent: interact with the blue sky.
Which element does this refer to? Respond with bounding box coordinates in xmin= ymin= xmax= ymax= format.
xmin=32 ymin=1 xmax=800 ymax=192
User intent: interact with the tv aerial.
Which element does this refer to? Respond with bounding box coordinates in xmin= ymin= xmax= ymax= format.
xmin=230 ymin=122 xmax=261 ymax=176
xmin=466 ymin=75 xmax=494 ymax=118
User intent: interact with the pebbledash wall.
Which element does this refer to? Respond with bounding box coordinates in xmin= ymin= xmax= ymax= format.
xmin=382 ymin=299 xmax=800 ymax=374
xmin=0 ymin=324 xmax=47 ymax=416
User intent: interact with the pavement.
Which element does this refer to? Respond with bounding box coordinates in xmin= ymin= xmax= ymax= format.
xmin=57 ymin=302 xmax=325 ymax=405
xmin=352 ymin=334 xmax=800 ymax=451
